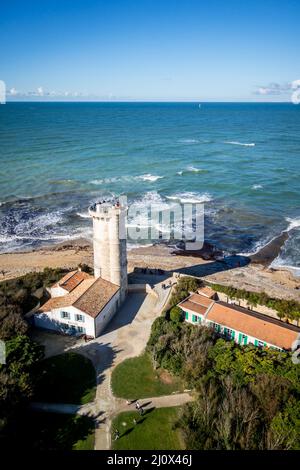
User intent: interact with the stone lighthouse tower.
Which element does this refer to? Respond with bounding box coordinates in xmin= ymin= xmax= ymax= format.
xmin=89 ymin=199 xmax=128 ymax=301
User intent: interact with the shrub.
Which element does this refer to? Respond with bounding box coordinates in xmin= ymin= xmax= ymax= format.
xmin=168 ymin=276 xmax=202 ymax=308
xmin=170 ymin=306 xmax=183 ymax=323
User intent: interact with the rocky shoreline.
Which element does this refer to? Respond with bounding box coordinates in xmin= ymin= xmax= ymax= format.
xmin=0 ymin=236 xmax=299 ymax=302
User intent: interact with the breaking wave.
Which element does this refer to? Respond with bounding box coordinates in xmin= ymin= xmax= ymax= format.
xmin=225 ymin=141 xmax=255 ymax=147
xmin=166 ymin=192 xmax=212 ymax=204
xmin=285 ymin=217 xmax=300 ymax=232
xmin=90 ymin=173 xmax=164 ymax=185
xmin=136 ymin=174 xmax=164 ymax=182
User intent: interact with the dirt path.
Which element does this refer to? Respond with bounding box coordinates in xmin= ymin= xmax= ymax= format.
xmin=30 ymin=392 xmax=192 ymax=417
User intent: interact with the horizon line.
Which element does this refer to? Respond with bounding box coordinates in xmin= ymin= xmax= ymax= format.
xmin=4 ymin=100 xmax=293 ymax=104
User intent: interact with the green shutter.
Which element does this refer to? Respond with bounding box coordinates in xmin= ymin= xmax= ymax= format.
xmin=254 ymin=339 xmax=259 ymax=347
xmin=185 ymin=311 xmax=189 ymax=320
xmin=238 ymin=333 xmax=248 ymax=345
xmin=231 ymin=330 xmax=235 ymax=340
xmin=192 ymin=315 xmax=197 ymax=323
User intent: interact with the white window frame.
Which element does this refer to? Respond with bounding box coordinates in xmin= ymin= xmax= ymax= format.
xmin=61 ymin=310 xmax=70 ymax=320
xmin=75 ymin=313 xmax=85 ymax=322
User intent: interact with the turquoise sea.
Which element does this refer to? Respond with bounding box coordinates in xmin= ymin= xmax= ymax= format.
xmin=0 ymin=102 xmax=299 ymax=274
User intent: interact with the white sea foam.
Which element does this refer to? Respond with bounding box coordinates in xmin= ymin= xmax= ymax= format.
xmin=270 ymin=258 xmax=300 ymax=277
xmin=76 ymin=211 xmax=91 ymax=219
xmin=90 ymin=174 xmax=164 ymax=185
xmin=252 ymin=184 xmax=263 ymax=190
xmin=136 ymin=174 xmax=164 ymax=182
xmin=127 ymin=191 xmax=180 ymax=236
xmin=166 ymin=192 xmax=212 ymax=204
xmin=90 ymin=177 xmax=121 ymax=185
xmin=225 ymin=141 xmax=255 ymax=147
xmin=178 ymin=138 xmax=199 ymax=144
xmin=176 ymin=166 xmax=207 ymax=176
xmin=285 ymin=217 xmax=300 ymax=232
xmin=238 ymin=236 xmax=274 ymax=257
xmin=131 ymin=191 xmax=170 ymax=211
xmin=186 ymin=166 xmax=203 ymax=173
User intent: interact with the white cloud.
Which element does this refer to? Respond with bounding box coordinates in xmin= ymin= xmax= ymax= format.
xmin=257 ymin=87 xmax=269 ymax=95
xmin=292 ymin=79 xmax=300 ymax=90
xmin=9 ymin=87 xmax=18 ymax=96
xmin=37 ymin=86 xmax=44 ymax=96
xmin=254 ymin=82 xmax=294 ymax=96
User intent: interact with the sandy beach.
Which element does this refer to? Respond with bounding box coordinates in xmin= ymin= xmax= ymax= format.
xmin=0 ymin=238 xmax=299 ymax=302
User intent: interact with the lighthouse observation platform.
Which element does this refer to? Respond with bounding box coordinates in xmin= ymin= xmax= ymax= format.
xmin=89 ymin=199 xmax=126 ymax=219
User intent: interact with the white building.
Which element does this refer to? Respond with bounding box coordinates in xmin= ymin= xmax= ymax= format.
xmin=178 ymin=291 xmax=300 ymax=351
xmin=34 ymin=199 xmax=128 ymax=338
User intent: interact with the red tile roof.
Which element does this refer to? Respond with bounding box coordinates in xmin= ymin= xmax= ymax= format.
xmin=53 ymin=270 xmax=92 ymax=293
xmin=179 ymin=293 xmax=214 ymax=316
xmin=39 ymin=271 xmax=119 ymax=318
xmin=207 ymin=301 xmax=300 ymax=350
xmin=197 ymin=286 xmax=216 ymax=299
xmin=73 ymin=277 xmax=119 ymax=318
xmin=179 ymin=299 xmax=208 ymax=315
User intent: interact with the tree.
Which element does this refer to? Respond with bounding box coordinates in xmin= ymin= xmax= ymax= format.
xmin=0 ymin=336 xmax=44 ymax=443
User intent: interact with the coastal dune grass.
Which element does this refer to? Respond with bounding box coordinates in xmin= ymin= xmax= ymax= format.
xmin=111 ymin=352 xmax=182 ymax=399
xmin=34 ymin=352 xmax=96 ymax=404
xmin=112 ymin=407 xmax=184 ymax=450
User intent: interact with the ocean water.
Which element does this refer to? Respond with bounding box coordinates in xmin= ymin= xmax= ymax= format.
xmin=0 ymin=102 xmax=299 ymax=274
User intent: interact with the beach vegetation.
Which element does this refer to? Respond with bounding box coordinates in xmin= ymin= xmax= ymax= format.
xmin=147 ymin=315 xmax=300 ymax=449
xmin=0 ymin=267 xmax=66 ymax=340
xmin=0 ymin=268 xmax=67 ymax=445
xmin=167 ymin=276 xmax=202 ymax=310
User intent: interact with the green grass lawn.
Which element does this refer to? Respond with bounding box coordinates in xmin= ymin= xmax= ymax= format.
xmin=34 ymin=352 xmax=96 ymax=404
xmin=112 ymin=407 xmax=184 ymax=450
xmin=22 ymin=412 xmax=95 ymax=450
xmin=111 ymin=353 xmax=182 ymax=399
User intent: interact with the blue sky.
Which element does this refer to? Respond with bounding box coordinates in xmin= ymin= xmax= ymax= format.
xmin=1 ymin=0 xmax=300 ymax=101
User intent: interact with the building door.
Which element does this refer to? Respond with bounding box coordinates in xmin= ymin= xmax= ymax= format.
xmin=238 ymin=333 xmax=248 ymax=345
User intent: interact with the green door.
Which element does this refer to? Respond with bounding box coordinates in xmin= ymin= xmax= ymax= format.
xmin=238 ymin=333 xmax=248 ymax=345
